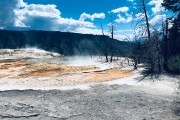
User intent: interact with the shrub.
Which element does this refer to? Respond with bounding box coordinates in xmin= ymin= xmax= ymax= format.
xmin=168 ymin=55 xmax=180 ymax=73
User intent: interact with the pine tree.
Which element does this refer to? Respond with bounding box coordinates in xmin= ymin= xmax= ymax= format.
xmin=162 ymin=0 xmax=180 ymax=13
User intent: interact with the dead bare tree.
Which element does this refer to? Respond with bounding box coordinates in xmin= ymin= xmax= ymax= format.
xmin=141 ymin=0 xmax=150 ymax=40
xmin=141 ymin=0 xmax=156 ymax=73
xmin=100 ymin=24 xmax=109 ymax=62
xmin=100 ymin=15 xmax=115 ymax=63
xmin=110 ymin=16 xmax=115 ymax=62
xmin=133 ymin=0 xmax=159 ymax=74
xmin=163 ymin=18 xmax=170 ymax=71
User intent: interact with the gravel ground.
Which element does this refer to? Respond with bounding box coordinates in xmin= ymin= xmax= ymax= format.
xmin=0 ymin=75 xmax=179 ymax=120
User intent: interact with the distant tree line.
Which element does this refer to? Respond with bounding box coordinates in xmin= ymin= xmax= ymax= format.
xmin=0 ymin=30 xmax=134 ymax=57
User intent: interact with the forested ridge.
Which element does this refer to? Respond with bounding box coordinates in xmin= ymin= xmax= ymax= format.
xmin=0 ymin=30 xmax=134 ymax=56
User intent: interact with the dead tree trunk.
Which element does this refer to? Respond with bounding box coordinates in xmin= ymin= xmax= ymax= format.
xmin=142 ymin=0 xmax=150 ymax=40
xmin=142 ymin=0 xmax=155 ymax=73
xmin=101 ymin=24 xmax=109 ymax=62
xmin=155 ymin=30 xmax=162 ymax=73
xmin=110 ymin=16 xmax=114 ymax=62
xmin=163 ymin=19 xmax=169 ymax=71
xmin=156 ymin=37 xmax=162 ymax=73
xmin=133 ymin=57 xmax=138 ymax=70
xmin=137 ymin=42 xmax=141 ymax=64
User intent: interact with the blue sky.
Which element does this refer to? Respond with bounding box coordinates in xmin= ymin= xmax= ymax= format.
xmin=0 ymin=0 xmax=169 ymax=40
xmin=23 ymin=0 xmax=135 ymax=34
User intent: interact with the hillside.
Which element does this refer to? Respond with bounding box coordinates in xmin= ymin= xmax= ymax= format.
xmin=0 ymin=30 xmax=134 ymax=56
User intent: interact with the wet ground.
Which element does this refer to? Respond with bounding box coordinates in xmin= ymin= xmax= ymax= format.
xmin=0 ymin=49 xmax=135 ymax=89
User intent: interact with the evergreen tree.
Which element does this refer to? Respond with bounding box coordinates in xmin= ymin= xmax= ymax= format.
xmin=162 ymin=0 xmax=180 ymax=13
xmin=162 ymin=0 xmax=180 ymax=72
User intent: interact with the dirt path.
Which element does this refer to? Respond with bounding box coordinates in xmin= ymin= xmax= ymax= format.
xmin=0 ymin=83 xmax=179 ymax=120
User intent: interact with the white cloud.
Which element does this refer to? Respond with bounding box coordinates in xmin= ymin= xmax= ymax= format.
xmin=111 ymin=7 xmax=129 ymax=13
xmin=11 ymin=0 xmax=96 ymax=31
xmin=14 ymin=4 xmax=62 ymax=28
xmin=149 ymin=14 xmax=166 ymax=25
xmin=0 ymin=0 xmax=97 ymax=31
xmin=0 ymin=0 xmax=133 ymax=40
xmin=0 ymin=0 xmax=19 ymax=29
xmin=148 ymin=0 xmax=164 ymax=14
xmin=115 ymin=13 xmax=133 ymax=23
xmin=74 ymin=27 xmax=103 ymax=35
xmin=0 ymin=0 xmax=102 ymax=33
xmin=135 ymin=13 xmax=145 ymax=20
xmin=111 ymin=6 xmax=132 ymax=23
xmin=20 ymin=4 xmax=61 ymax=18
xmin=125 ymin=13 xmax=133 ymax=23
xmin=116 ymin=29 xmax=133 ymax=32
xmin=79 ymin=12 xmax=105 ymax=21
xmin=17 ymin=0 xmax=27 ymax=7
xmin=115 ymin=14 xmax=126 ymax=23
xmin=74 ymin=27 xmax=133 ymax=41
xmin=79 ymin=13 xmax=91 ymax=21
xmin=91 ymin=13 xmax=105 ymax=21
